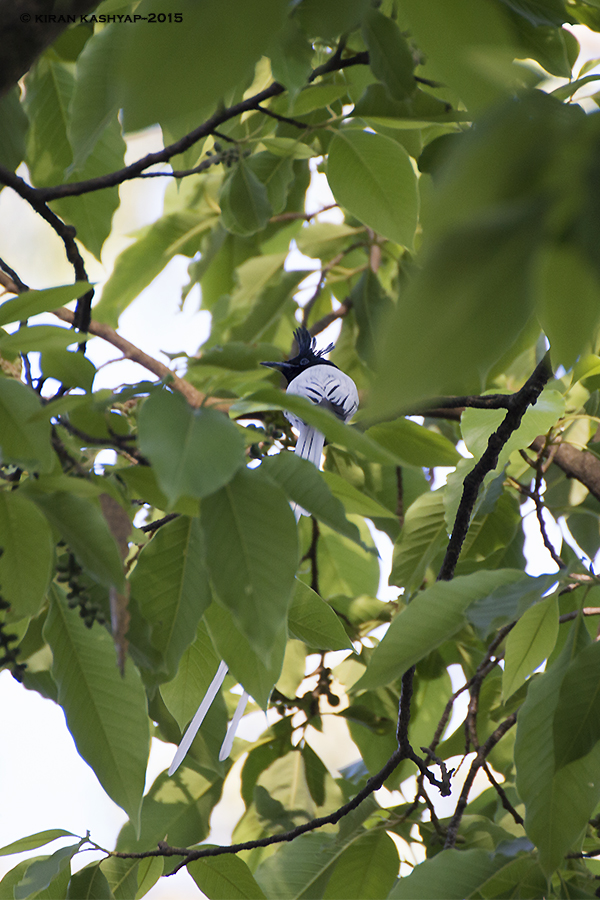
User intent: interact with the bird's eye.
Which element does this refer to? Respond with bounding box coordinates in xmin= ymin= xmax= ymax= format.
xmin=300 ymin=357 xmax=309 ymax=365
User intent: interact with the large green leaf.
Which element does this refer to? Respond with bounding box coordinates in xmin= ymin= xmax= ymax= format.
xmin=54 ymin=115 xmax=125 ymax=260
xmin=357 ymin=569 xmax=526 ymax=691
xmin=362 ymin=9 xmax=416 ymax=101
xmin=24 ymin=57 xmax=73 ymax=186
xmin=515 ymin=616 xmax=600 ymax=875
xmin=118 ymin=0 xmax=286 ymax=130
xmin=31 ymin=490 xmax=126 ymax=591
xmin=129 ymin=516 xmax=210 ymax=680
xmin=93 ymin=211 xmax=216 ymax=326
xmin=0 ymin=830 xmax=75 ymax=857
xmin=322 ymin=829 xmax=399 ymax=899
xmin=367 ymin=418 xmax=461 ymax=468
xmin=390 ymin=488 xmax=447 ymax=593
xmin=503 ymin=593 xmax=559 ymax=699
xmin=370 ymin=209 xmax=542 ymax=413
xmin=0 ymin=492 xmax=53 ymax=616
xmin=553 ymin=639 xmax=600 ymax=769
xmin=116 ymin=765 xmax=223 ymax=852
xmin=201 ymin=466 xmax=298 ymax=659
xmin=138 ymin=390 xmax=245 ymax=507
xmin=0 ymin=378 xmax=54 ymax=473
xmin=204 ymin=603 xmax=286 ymax=710
xmin=14 ymin=843 xmax=81 ymax=900
xmin=327 ymin=130 xmax=419 ymax=248
xmin=0 ymin=282 xmax=92 ymax=327
xmin=44 ymin=586 xmax=150 ymax=834
xmin=536 ymin=244 xmax=600 ymax=370
xmin=316 ymin=521 xmax=379 ymax=600
xmin=220 ymin=159 xmax=273 ymax=236
xmin=260 ymin=452 xmax=362 ymax=544
xmin=188 ymin=853 xmax=266 ymax=900
xmin=389 ymin=848 xmax=507 ymax=899
xmin=288 ymin=579 xmax=352 ymax=651
xmin=401 ymin=0 xmax=519 ymax=111
xmin=68 ymin=24 xmax=121 ymax=171
xmin=161 ymin=623 xmax=222 ymax=729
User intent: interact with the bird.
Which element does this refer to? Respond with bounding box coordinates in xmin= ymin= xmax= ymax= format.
xmin=261 ymin=325 xmax=359 ymax=517
xmin=168 ymin=327 xmax=358 ymax=776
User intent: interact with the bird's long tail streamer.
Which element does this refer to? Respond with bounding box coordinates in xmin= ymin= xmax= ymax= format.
xmin=218 ymin=690 xmax=250 ymax=761
xmin=168 ymin=660 xmax=229 ymax=775
xmin=292 ymin=423 xmax=325 ymax=518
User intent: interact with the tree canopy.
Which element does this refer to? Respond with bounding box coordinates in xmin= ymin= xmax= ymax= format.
xmin=3 ymin=0 xmax=600 ymax=897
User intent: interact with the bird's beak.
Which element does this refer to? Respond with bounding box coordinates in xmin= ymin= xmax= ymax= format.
xmin=261 ymin=361 xmax=286 ymax=370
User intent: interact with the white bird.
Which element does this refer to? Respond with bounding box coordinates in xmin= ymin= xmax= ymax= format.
xmin=169 ymin=327 xmax=358 ymax=775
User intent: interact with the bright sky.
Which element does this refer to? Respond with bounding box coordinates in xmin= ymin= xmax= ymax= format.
xmin=1 ymin=25 xmax=600 ymax=897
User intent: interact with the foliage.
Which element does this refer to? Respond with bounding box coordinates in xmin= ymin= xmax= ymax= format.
xmin=3 ymin=0 xmax=600 ymax=896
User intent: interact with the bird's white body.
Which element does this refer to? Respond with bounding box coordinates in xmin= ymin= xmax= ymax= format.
xmin=286 ymin=364 xmax=359 ymax=515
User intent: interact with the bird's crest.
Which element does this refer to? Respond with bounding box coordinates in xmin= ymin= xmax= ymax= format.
xmin=293 ymin=326 xmax=334 ymax=358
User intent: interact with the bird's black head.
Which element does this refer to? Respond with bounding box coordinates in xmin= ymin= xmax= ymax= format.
xmin=261 ymin=326 xmax=337 ymax=385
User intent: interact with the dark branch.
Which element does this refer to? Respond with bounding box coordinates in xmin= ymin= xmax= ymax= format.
xmin=437 ymin=355 xmax=552 ymax=582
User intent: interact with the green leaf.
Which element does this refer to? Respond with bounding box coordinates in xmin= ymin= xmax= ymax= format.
xmin=0 ymin=378 xmax=54 ymax=472
xmin=260 ymin=452 xmax=363 ymax=544
xmin=117 ymin=765 xmax=223 ymax=852
xmin=350 ymin=270 xmax=394 ymax=368
xmin=390 ymin=488 xmax=447 ymax=592
xmin=466 ymin=572 xmax=557 ymax=637
xmin=291 ymin=84 xmax=349 ymax=115
xmin=31 ymin=491 xmax=126 ymax=591
xmin=161 ymin=623 xmax=222 ymax=729
xmin=14 ymin=843 xmax=80 ymax=899
xmin=93 ymin=211 xmax=215 ymax=326
xmin=135 ymin=856 xmax=163 ymax=899
xmin=389 ymin=848 xmax=506 ymax=899
xmin=40 ymin=347 xmax=96 ymax=391
xmin=138 ymin=390 xmax=245 ymax=507
xmin=44 ymin=585 xmax=150 ymax=832
xmin=362 ymin=8 xmax=416 ymax=101
xmin=0 ymin=282 xmax=92 ymax=327
xmin=288 ymin=579 xmax=352 ymax=651
xmin=357 ymin=569 xmax=526 ymax=691
xmin=323 ymin=829 xmax=399 ymax=899
xmin=317 ymin=521 xmax=380 ymax=599
xmin=536 ymin=244 xmax=600 ymax=369
xmin=253 ymin=832 xmax=337 ymax=899
xmin=554 ymin=640 xmax=600 ymax=769
xmin=188 ymin=853 xmax=266 ymax=899
xmin=327 ymin=130 xmax=419 ymax=248
xmin=320 ymin=471 xmax=397 ymax=520
xmin=118 ymin=0 xmax=286 ymax=131
xmin=0 ymin=830 xmax=75 ymax=857
xmin=0 ymin=87 xmax=28 ymax=172
xmin=205 ymin=603 xmax=286 ymax=710
xmin=24 ymin=57 xmax=73 ymax=186
xmin=515 ymin=616 xmax=600 ymax=875
xmin=201 ymin=466 xmax=298 ymax=658
xmin=0 ymin=324 xmax=75 ymax=355
xmin=54 ymin=116 xmax=126 ymax=260
xmin=366 ymin=418 xmax=461 ymax=468
xmin=67 ymin=863 xmax=114 ymax=899
xmin=0 ymin=492 xmax=53 ymax=616
xmin=269 ymin=19 xmax=313 ymax=95
xmin=68 ymin=24 xmax=121 ymax=171
xmin=99 ymin=857 xmax=138 ymax=900
xmin=129 ymin=516 xmax=210 ymax=680
xmin=400 ymin=0 xmax=519 ymax=111
xmin=370 ymin=208 xmax=542 ymax=413
xmin=503 ymin=593 xmax=559 ymax=699
xmin=220 ymin=159 xmax=273 ymax=236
